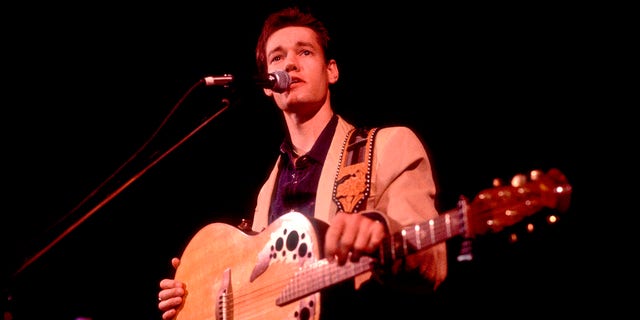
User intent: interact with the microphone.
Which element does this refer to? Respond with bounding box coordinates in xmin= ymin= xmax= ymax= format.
xmin=203 ymin=70 xmax=290 ymax=93
xmin=255 ymin=70 xmax=291 ymax=93
xmin=203 ymin=74 xmax=234 ymax=87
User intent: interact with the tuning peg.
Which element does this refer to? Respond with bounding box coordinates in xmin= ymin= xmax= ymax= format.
xmin=530 ymin=169 xmax=544 ymax=181
xmin=510 ymin=173 xmax=527 ymax=187
xmin=492 ymin=178 xmax=503 ymax=187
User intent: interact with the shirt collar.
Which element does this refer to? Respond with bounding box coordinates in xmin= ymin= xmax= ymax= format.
xmin=279 ymin=114 xmax=338 ymax=163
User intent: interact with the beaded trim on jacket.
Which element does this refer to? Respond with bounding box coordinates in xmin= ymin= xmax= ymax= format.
xmin=332 ymin=127 xmax=378 ymax=213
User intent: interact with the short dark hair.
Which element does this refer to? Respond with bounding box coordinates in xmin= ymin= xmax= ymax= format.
xmin=255 ymin=6 xmax=331 ymax=75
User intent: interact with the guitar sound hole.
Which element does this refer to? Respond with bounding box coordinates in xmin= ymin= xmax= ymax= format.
xmin=286 ymin=231 xmax=301 ymax=260
xmin=298 ymin=306 xmax=310 ymax=320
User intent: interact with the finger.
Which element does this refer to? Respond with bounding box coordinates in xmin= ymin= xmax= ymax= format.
xmin=161 ymin=309 xmax=178 ymax=320
xmin=334 ymin=216 xmax=361 ymax=265
xmin=324 ymin=214 xmax=347 ymax=261
xmin=354 ymin=219 xmax=384 ymax=251
xmin=158 ymin=286 xmax=185 ymax=301
xmin=171 ymin=257 xmax=181 ymax=269
xmin=351 ymin=228 xmax=371 ymax=260
xmin=159 ymin=279 xmax=183 ymax=290
xmin=159 ymin=295 xmax=183 ymax=307
xmin=351 ymin=219 xmax=385 ymax=261
xmin=367 ymin=220 xmax=387 ymax=250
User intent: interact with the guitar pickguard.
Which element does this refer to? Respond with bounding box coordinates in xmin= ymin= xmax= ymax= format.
xmin=250 ymin=212 xmax=317 ymax=281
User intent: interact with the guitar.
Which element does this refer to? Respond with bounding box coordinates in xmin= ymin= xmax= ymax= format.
xmin=173 ymin=168 xmax=571 ymax=320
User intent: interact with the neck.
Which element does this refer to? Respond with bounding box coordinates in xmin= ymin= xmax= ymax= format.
xmin=284 ymin=105 xmax=334 ymax=155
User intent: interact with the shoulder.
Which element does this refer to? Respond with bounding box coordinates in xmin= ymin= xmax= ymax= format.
xmin=373 ymin=126 xmax=429 ymax=158
xmin=375 ymin=126 xmax=422 ymax=145
xmin=334 ymin=116 xmax=425 ymax=152
xmin=376 ymin=125 xmax=417 ymax=135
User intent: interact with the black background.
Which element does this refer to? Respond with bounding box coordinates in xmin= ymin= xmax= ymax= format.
xmin=2 ymin=1 xmax=609 ymax=319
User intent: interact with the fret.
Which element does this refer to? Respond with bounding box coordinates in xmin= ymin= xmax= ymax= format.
xmin=429 ymin=219 xmax=435 ymax=245
xmin=401 ymin=229 xmax=408 ymax=256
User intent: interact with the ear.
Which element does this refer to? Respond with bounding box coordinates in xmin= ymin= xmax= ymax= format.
xmin=327 ymin=59 xmax=339 ymax=84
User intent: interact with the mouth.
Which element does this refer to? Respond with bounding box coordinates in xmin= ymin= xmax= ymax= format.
xmin=289 ymin=77 xmax=302 ymax=86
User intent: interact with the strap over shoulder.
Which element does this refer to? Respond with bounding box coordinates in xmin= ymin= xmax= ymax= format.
xmin=332 ymin=127 xmax=378 ymax=213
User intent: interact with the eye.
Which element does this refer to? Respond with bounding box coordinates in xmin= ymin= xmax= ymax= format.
xmin=300 ymin=49 xmax=311 ymax=56
xmin=270 ymin=55 xmax=283 ymax=63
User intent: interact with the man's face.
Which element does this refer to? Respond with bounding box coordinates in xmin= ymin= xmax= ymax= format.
xmin=263 ymin=26 xmax=338 ymax=114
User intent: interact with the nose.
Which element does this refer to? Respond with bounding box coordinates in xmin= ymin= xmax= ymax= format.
xmin=284 ymin=56 xmax=299 ymax=72
xmin=285 ymin=64 xmax=298 ymax=72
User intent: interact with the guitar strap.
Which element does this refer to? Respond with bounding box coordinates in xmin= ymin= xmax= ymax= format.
xmin=332 ymin=127 xmax=378 ymax=213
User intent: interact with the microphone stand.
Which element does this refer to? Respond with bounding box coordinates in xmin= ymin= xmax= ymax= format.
xmin=5 ymin=79 xmax=232 ymax=318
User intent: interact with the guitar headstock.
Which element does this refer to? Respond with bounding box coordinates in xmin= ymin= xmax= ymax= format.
xmin=466 ymin=168 xmax=572 ymax=237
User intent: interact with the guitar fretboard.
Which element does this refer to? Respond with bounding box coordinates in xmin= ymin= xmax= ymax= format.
xmin=379 ymin=208 xmax=466 ymax=263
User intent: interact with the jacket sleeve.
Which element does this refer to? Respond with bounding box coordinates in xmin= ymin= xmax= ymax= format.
xmin=367 ymin=126 xmax=448 ymax=290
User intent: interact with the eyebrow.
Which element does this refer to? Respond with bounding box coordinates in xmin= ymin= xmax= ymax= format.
xmin=267 ymin=40 xmax=317 ymax=57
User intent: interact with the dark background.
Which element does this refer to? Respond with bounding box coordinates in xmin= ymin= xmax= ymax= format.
xmin=2 ymin=1 xmax=608 ymax=319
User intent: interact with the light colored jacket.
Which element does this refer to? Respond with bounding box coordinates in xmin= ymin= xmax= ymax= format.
xmin=251 ymin=114 xmax=447 ymax=288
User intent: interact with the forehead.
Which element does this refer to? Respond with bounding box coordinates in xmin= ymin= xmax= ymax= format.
xmin=266 ymin=26 xmax=319 ymax=53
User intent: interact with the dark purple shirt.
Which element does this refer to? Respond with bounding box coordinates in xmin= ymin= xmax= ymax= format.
xmin=269 ymin=115 xmax=338 ymax=224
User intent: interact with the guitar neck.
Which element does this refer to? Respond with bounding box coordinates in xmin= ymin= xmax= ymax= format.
xmin=378 ymin=207 xmax=466 ymax=264
xmin=276 ymin=169 xmax=572 ymax=305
